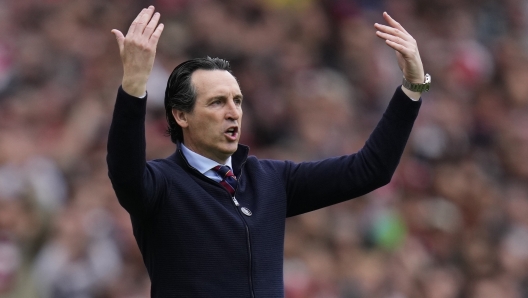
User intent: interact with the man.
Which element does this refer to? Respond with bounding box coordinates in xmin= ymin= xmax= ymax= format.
xmin=107 ymin=6 xmax=429 ymax=297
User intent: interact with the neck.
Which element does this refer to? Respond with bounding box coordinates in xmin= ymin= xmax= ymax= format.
xmin=181 ymin=142 xmax=229 ymax=165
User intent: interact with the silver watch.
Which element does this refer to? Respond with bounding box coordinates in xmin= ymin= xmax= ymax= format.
xmin=402 ymin=74 xmax=431 ymax=92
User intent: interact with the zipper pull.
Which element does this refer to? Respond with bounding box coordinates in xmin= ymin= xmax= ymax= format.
xmin=232 ymin=197 xmax=240 ymax=206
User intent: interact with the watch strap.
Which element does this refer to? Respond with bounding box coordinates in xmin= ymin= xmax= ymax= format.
xmin=402 ymin=74 xmax=431 ymax=92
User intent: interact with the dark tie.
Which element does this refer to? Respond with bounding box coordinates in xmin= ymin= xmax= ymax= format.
xmin=213 ymin=165 xmax=238 ymax=197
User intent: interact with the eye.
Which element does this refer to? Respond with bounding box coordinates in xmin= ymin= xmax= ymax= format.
xmin=234 ymin=99 xmax=242 ymax=106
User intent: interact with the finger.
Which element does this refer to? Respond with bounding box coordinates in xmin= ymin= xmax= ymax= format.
xmin=385 ymin=39 xmax=414 ymax=57
xmin=127 ymin=8 xmax=146 ymax=36
xmin=111 ymin=29 xmax=125 ymax=52
xmin=383 ymin=12 xmax=409 ymax=34
xmin=134 ymin=6 xmax=155 ymax=35
xmin=374 ymin=23 xmax=412 ymax=43
xmin=143 ymin=12 xmax=160 ymax=38
xmin=376 ymin=31 xmax=414 ymax=49
xmin=149 ymin=23 xmax=164 ymax=46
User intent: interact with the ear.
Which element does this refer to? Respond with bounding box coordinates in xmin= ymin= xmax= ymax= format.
xmin=172 ymin=109 xmax=189 ymax=128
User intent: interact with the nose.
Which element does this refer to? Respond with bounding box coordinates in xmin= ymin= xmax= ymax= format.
xmin=225 ymin=99 xmax=241 ymax=120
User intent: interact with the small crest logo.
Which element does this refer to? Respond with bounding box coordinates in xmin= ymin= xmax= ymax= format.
xmin=241 ymin=207 xmax=252 ymax=216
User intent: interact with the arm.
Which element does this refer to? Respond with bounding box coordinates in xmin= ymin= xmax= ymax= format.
xmin=107 ymin=7 xmax=165 ymax=218
xmin=285 ymin=13 xmax=425 ymax=216
xmin=284 ymin=87 xmax=420 ymax=217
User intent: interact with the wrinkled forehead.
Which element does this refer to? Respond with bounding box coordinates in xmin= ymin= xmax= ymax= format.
xmin=191 ymin=69 xmax=242 ymax=98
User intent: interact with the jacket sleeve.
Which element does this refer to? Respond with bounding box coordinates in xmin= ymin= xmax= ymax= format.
xmin=106 ymin=86 xmax=168 ymax=219
xmin=283 ymin=86 xmax=421 ymax=217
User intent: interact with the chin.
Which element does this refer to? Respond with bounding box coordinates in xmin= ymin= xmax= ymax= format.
xmin=228 ymin=143 xmax=239 ymax=153
xmin=222 ymin=143 xmax=238 ymax=154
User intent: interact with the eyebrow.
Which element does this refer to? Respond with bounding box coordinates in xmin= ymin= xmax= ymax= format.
xmin=208 ymin=94 xmax=244 ymax=101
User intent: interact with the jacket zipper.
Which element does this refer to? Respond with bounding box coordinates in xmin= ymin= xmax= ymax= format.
xmin=232 ymin=162 xmax=255 ymax=298
xmin=178 ymin=151 xmax=255 ymax=298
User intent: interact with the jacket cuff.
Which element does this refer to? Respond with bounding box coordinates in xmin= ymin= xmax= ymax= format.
xmin=383 ymin=85 xmax=422 ymax=121
xmin=114 ymin=85 xmax=148 ymax=121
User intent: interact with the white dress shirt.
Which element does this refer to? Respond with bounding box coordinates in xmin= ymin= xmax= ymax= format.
xmin=180 ymin=143 xmax=233 ymax=182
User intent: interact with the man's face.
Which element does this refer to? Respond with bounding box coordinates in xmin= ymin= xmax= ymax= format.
xmin=174 ymin=69 xmax=243 ymax=164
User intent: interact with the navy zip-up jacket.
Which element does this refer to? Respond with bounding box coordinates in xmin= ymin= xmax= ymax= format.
xmin=107 ymin=86 xmax=421 ymax=297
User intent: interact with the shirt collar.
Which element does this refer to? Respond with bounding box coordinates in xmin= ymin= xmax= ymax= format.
xmin=180 ymin=143 xmax=233 ymax=174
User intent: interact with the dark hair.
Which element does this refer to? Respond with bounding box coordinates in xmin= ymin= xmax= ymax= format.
xmin=164 ymin=57 xmax=232 ymax=143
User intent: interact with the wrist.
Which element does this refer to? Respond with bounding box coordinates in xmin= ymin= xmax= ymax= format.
xmin=401 ymin=86 xmax=421 ymax=101
xmin=122 ymin=78 xmax=147 ymax=98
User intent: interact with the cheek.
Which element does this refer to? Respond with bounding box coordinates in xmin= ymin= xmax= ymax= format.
xmin=194 ymin=116 xmax=213 ymax=130
xmin=199 ymin=118 xmax=220 ymax=138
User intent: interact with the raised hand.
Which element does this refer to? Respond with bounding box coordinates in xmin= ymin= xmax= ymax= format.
xmin=112 ymin=6 xmax=164 ymax=97
xmin=375 ymin=12 xmax=425 ymax=98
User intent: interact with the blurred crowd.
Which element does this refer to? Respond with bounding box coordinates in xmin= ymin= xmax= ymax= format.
xmin=1 ymin=0 xmax=528 ymax=297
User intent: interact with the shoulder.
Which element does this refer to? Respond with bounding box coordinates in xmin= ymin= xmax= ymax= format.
xmin=244 ymin=156 xmax=294 ymax=175
xmin=146 ymin=157 xmax=185 ymax=176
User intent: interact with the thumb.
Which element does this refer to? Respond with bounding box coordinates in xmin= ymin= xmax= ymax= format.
xmin=111 ymin=29 xmax=125 ymax=53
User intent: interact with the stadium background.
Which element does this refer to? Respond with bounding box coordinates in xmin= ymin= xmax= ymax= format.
xmin=1 ymin=0 xmax=528 ymax=297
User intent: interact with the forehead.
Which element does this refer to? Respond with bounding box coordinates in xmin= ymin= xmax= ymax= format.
xmin=191 ymin=69 xmax=241 ymax=98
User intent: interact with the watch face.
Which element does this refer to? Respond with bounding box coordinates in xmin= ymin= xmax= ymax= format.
xmin=424 ymin=74 xmax=431 ymax=83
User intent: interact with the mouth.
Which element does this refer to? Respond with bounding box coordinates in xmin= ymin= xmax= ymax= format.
xmin=224 ymin=126 xmax=239 ymax=141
